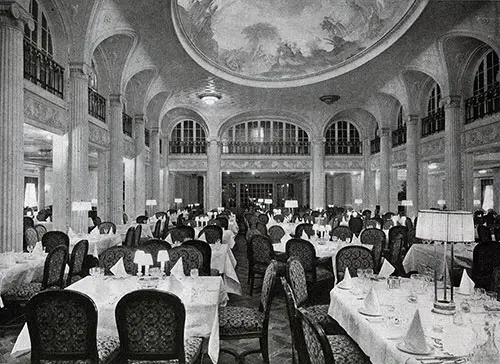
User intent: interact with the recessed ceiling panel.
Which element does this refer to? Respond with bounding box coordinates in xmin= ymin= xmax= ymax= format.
xmin=172 ymin=0 xmax=428 ymax=88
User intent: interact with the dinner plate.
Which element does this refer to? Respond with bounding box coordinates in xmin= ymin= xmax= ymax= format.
xmin=396 ymin=341 xmax=433 ymax=355
xmin=336 ymin=284 xmax=351 ymax=290
xmin=358 ymin=307 xmax=382 ymax=317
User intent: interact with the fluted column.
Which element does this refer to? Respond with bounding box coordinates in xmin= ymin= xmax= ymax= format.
xmin=97 ymin=150 xmax=110 ymax=221
xmin=206 ymin=138 xmax=221 ymax=210
xmin=442 ymin=95 xmax=463 ymax=210
xmin=68 ymin=64 xmax=90 ymax=233
xmin=311 ymin=138 xmax=325 ymax=210
xmin=463 ymin=153 xmax=474 ymax=212
xmin=52 ymin=134 xmax=69 ymax=231
xmin=162 ymin=136 xmax=171 ymax=209
xmin=150 ymin=127 xmax=161 ymax=208
xmin=419 ymin=161 xmax=429 ymax=210
xmin=38 ymin=166 xmax=46 ymax=209
xmin=0 ymin=3 xmax=32 ymax=251
xmin=302 ymin=178 xmax=308 ymax=207
xmin=406 ymin=115 xmax=419 ymax=217
xmin=362 ymin=138 xmax=371 ymax=209
xmin=379 ymin=127 xmax=391 ymax=212
xmin=134 ymin=115 xmax=146 ymax=217
xmin=109 ymin=94 xmax=124 ymax=224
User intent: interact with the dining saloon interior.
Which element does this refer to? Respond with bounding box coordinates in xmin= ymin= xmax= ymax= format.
xmin=2 ymin=0 xmax=500 ymax=363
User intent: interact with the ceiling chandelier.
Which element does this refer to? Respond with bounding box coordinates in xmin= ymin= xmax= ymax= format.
xmin=198 ymin=92 xmax=222 ymax=105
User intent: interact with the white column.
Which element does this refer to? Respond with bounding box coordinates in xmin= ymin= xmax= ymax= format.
xmin=97 ymin=149 xmax=110 ymax=221
xmin=38 ymin=166 xmax=46 ymax=209
xmin=52 ymin=134 xmax=69 ymax=232
xmin=379 ymin=127 xmax=391 ymax=212
xmin=311 ymin=138 xmax=325 ymax=209
xmin=443 ymin=95 xmax=463 ymax=210
xmin=0 ymin=3 xmax=32 ymax=251
xmin=206 ymin=138 xmax=221 ymax=210
xmin=406 ymin=115 xmax=419 ymax=217
xmin=463 ymin=153 xmax=474 ymax=212
xmin=124 ymin=158 xmax=135 ymax=218
xmin=162 ymin=136 xmax=171 ymax=210
xmin=419 ymin=161 xmax=429 ymax=210
xmin=150 ymin=127 xmax=161 ymax=206
xmin=108 ymin=94 xmax=124 ymax=224
xmin=302 ymin=178 xmax=308 ymax=207
xmin=362 ymin=138 xmax=371 ymax=209
xmin=134 ymin=114 xmax=146 ymax=217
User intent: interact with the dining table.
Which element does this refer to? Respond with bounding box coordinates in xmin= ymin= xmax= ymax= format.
xmin=210 ymin=242 xmax=241 ymax=295
xmin=328 ymin=276 xmax=496 ymax=364
xmin=115 ymin=223 xmax=154 ymax=241
xmin=68 ymin=232 xmax=122 ymax=257
xmin=11 ymin=274 xmax=228 ymax=363
xmin=193 ymin=227 xmax=236 ymax=249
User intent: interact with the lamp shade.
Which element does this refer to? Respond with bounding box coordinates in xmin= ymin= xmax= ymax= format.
xmin=401 ymin=200 xmax=413 ymax=206
xmin=142 ymin=253 xmax=153 ymax=266
xmin=157 ymin=250 xmax=170 ymax=262
xmin=71 ymin=201 xmax=92 ymax=211
xmin=354 ymin=199 xmax=363 ymax=204
xmin=174 ymin=198 xmax=183 ymax=203
xmin=437 ymin=200 xmax=446 ymax=205
xmin=146 ymin=199 xmax=157 ymax=206
xmin=264 ymin=199 xmax=272 ymax=204
xmin=257 ymin=198 xmax=264 ymax=203
xmin=415 ymin=210 xmax=474 ymax=242
xmin=133 ymin=250 xmax=145 ymax=264
xmin=284 ymin=200 xmax=298 ymax=208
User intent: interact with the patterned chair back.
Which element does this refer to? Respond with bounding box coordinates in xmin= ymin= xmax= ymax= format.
xmin=24 ymin=227 xmax=39 ymax=250
xmin=136 ymin=215 xmax=148 ymax=224
xmin=99 ymin=246 xmax=138 ymax=276
xmin=258 ymin=213 xmax=270 ymax=225
xmin=359 ymin=228 xmax=385 ymax=271
xmin=477 ymin=225 xmax=492 ymax=243
xmin=286 ymin=258 xmax=309 ymax=307
xmin=98 ymin=221 xmax=116 ymax=234
xmin=132 ymin=224 xmax=142 ymax=247
xmin=331 ymin=226 xmax=353 ymax=242
xmin=256 ymin=221 xmax=268 ymax=236
xmin=33 ymin=224 xmax=47 ymax=241
xmin=168 ymin=245 xmax=203 ymax=276
xmin=26 ymin=290 xmax=99 ymax=363
xmin=335 ymin=245 xmax=374 ymax=282
xmin=273 ymin=214 xmax=284 ymax=223
xmin=124 ymin=226 xmax=135 ymax=246
xmin=285 ymin=238 xmax=317 ymax=279
xmin=166 ymin=226 xmax=195 ymax=244
xmin=294 ymin=223 xmax=314 ymax=239
xmin=155 ymin=211 xmax=167 ymax=219
xmin=67 ymin=239 xmax=89 ymax=286
xmin=141 ymin=239 xmax=171 ymax=267
xmin=297 ymin=308 xmax=333 ymax=364
xmin=348 ymin=217 xmax=364 ymax=237
xmin=364 ymin=219 xmax=381 ymax=229
xmin=388 ymin=225 xmax=408 ymax=254
xmin=182 ymin=240 xmax=212 ymax=276
xmin=249 ymin=235 xmax=275 ymax=267
xmin=23 ymin=216 xmax=35 ymax=229
xmin=43 ymin=245 xmax=68 ymax=289
xmin=472 ymin=242 xmax=500 ymax=289
xmin=260 ymin=260 xmax=278 ymax=316
xmin=268 ymin=225 xmax=285 ymax=244
xmin=42 ymin=231 xmax=70 ymax=254
xmin=244 ymin=213 xmax=259 ymax=228
xmin=199 ymin=225 xmax=223 ymax=244
xmin=115 ymin=290 xmax=186 ymax=362
xmin=153 ymin=220 xmax=162 ymax=238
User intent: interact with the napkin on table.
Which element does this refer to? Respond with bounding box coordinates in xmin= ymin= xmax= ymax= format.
xmin=403 ymin=309 xmax=428 ymax=353
xmin=110 ymin=257 xmax=128 ymax=277
xmin=108 ymin=229 xmax=114 ymax=235
xmin=170 ymin=257 xmax=185 ymax=280
xmin=459 ymin=269 xmax=475 ymax=295
xmin=198 ymin=233 xmax=207 ymax=242
xmin=165 ymin=234 xmax=173 ymax=245
xmin=92 ymin=244 xmax=99 ymax=258
xmin=337 ymin=267 xmax=352 ymax=289
xmin=67 ymin=227 xmax=76 ymax=238
xmin=90 ymin=227 xmax=100 ymax=236
xmin=351 ymin=235 xmax=360 ymax=244
xmin=362 ymin=287 xmax=382 ymax=316
xmin=280 ymin=234 xmax=289 ymax=244
xmin=32 ymin=241 xmax=44 ymax=255
xmin=301 ymin=230 xmax=309 ymax=240
xmin=378 ymin=258 xmax=395 ymax=278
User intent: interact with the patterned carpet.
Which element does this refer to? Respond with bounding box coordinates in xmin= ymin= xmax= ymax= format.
xmin=0 ymin=233 xmax=328 ymax=364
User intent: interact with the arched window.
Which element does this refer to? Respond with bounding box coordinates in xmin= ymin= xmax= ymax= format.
xmin=325 ymin=121 xmax=361 ymax=155
xmin=465 ymin=49 xmax=500 ymax=123
xmin=170 ymin=120 xmax=206 ymax=154
xmin=24 ymin=0 xmax=53 ymax=56
xmin=392 ymin=105 xmax=406 ymax=147
xmin=422 ymin=82 xmax=444 ymax=137
xmin=397 ymin=106 xmax=405 ymax=128
xmin=88 ymin=60 xmax=98 ymax=91
xmin=222 ymin=120 xmax=309 ymax=155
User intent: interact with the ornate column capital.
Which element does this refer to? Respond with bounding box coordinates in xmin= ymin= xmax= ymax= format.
xmin=312 ymin=138 xmax=325 ymax=146
xmin=134 ymin=114 xmax=145 ymax=124
xmin=377 ymin=127 xmax=391 ymax=137
xmin=69 ymin=62 xmax=92 ymax=80
xmin=439 ymin=95 xmax=461 ymax=109
xmin=406 ymin=114 xmax=419 ymax=125
xmin=0 ymin=1 xmax=34 ymax=31
xmin=150 ymin=126 xmax=160 ymax=136
xmin=109 ymin=93 xmax=125 ymax=107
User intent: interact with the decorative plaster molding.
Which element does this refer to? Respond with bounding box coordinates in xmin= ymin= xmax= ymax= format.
xmin=0 ymin=2 xmax=34 ymax=31
xmin=391 ymin=148 xmax=407 ymax=165
xmin=370 ymin=155 xmax=380 ymax=170
xmin=88 ymin=121 xmax=109 ymax=146
xmin=124 ymin=139 xmax=135 ymax=158
xmin=221 ymin=158 xmax=311 ymax=171
xmin=24 ymin=90 xmax=67 ymax=133
xmin=419 ymin=137 xmax=444 ymax=159
xmin=439 ymin=95 xmax=461 ymax=109
xmin=169 ymin=157 xmax=207 ymax=171
xmin=378 ymin=127 xmax=391 ymax=137
xmin=324 ymin=157 xmax=363 ymax=170
xmin=463 ymin=121 xmax=500 ymax=151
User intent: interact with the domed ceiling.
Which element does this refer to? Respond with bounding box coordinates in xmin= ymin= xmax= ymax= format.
xmin=172 ymin=0 xmax=428 ymax=88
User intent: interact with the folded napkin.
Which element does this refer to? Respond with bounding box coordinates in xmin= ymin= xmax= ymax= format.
xmin=301 ymin=230 xmax=309 ymax=240
xmin=281 ymin=234 xmax=289 ymax=244
xmin=337 ymin=267 xmax=352 ymax=289
xmin=165 ymin=234 xmax=173 ymax=244
xmin=90 ymin=227 xmax=100 ymax=235
xmin=32 ymin=241 xmax=44 ymax=255
xmin=92 ymin=243 xmax=99 ymax=258
xmin=170 ymin=257 xmax=185 ymax=280
xmin=108 ymin=229 xmax=114 ymax=235
xmin=399 ymin=216 xmax=407 ymax=226
xmin=403 ymin=309 xmax=428 ymax=353
xmin=459 ymin=269 xmax=475 ymax=295
xmin=198 ymin=233 xmax=207 ymax=242
xmin=110 ymin=257 xmax=128 ymax=277
xmin=67 ymin=227 xmax=76 ymax=238
xmin=378 ymin=258 xmax=395 ymax=278
xmin=362 ymin=287 xmax=382 ymax=316
xmin=351 ymin=235 xmax=360 ymax=244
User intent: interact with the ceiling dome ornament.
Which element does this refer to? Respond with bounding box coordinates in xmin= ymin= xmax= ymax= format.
xmin=172 ymin=0 xmax=429 ymax=88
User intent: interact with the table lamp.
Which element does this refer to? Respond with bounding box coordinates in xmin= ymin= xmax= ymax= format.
xmin=284 ymin=200 xmax=298 ymax=215
xmin=71 ymin=201 xmax=92 ymax=211
xmin=174 ymin=198 xmax=182 ymax=210
xmin=133 ymin=250 xmax=146 ymax=276
xmin=146 ymin=199 xmax=157 ymax=218
xmin=157 ymin=250 xmax=170 ymax=274
xmin=415 ymin=210 xmax=474 ymax=314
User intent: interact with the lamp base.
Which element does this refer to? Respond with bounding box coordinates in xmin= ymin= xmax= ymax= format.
xmin=431 ymin=300 xmax=456 ymax=315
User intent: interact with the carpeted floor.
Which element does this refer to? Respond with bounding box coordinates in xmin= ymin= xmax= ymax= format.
xmin=0 ymin=233 xmax=332 ymax=364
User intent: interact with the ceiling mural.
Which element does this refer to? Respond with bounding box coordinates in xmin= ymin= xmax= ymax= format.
xmin=173 ymin=0 xmax=426 ymax=87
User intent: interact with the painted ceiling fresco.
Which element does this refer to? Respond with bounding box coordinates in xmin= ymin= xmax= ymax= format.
xmin=173 ymin=0 xmax=421 ymax=86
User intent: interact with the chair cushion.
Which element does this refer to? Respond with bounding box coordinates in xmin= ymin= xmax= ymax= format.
xmin=316 ymin=267 xmax=334 ymax=282
xmin=4 ymin=282 xmax=43 ymax=301
xmin=128 ymin=337 xmax=203 ymax=364
xmin=327 ymin=335 xmax=371 ymax=364
xmin=304 ymin=304 xmax=333 ymax=326
xmin=219 ymin=306 xmax=264 ymax=335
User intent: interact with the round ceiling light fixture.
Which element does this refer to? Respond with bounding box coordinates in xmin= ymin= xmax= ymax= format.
xmin=319 ymin=95 xmax=340 ymax=105
xmin=198 ymin=93 xmax=222 ymax=105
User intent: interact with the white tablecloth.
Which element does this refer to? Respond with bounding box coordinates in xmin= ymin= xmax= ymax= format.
xmin=115 ymin=223 xmax=154 ymax=241
xmin=194 ymin=227 xmax=236 ymax=249
xmin=402 ymin=243 xmax=476 ymax=274
xmin=69 ymin=233 xmax=122 ymax=257
xmin=211 ymin=243 xmax=241 ymax=295
xmin=328 ymin=278 xmax=481 ymax=364
xmin=12 ymin=275 xmax=228 ymax=363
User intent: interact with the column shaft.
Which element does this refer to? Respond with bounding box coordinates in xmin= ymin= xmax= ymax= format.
xmin=406 ymin=115 xmax=419 ymax=217
xmin=463 ymin=153 xmax=474 ymax=212
xmin=206 ymin=139 xmax=221 ymax=210
xmin=134 ymin=115 xmax=146 ymax=217
xmin=443 ymin=96 xmax=463 ymax=209
xmin=362 ymin=139 xmax=371 ymax=209
xmin=379 ymin=128 xmax=391 ymax=212
xmin=109 ymin=95 xmax=124 ymax=224
xmin=311 ymin=139 xmax=325 ymax=209
xmin=38 ymin=167 xmax=46 ymax=209
xmin=52 ymin=134 xmax=69 ymax=232
xmin=150 ymin=127 xmax=161 ymax=206
xmin=97 ymin=150 xmax=110 ymax=221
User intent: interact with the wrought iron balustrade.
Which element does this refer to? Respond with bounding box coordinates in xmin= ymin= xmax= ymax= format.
xmin=170 ymin=140 xmax=207 ymax=154
xmin=221 ymin=141 xmax=310 ymax=155
xmin=123 ymin=113 xmax=132 ymax=137
xmin=145 ymin=128 xmax=150 ymax=147
xmin=325 ymin=141 xmax=362 ymax=155
xmin=465 ymin=85 xmax=500 ymax=124
xmin=370 ymin=137 xmax=380 ymax=154
xmin=88 ymin=87 xmax=106 ymax=122
xmin=392 ymin=127 xmax=407 ymax=147
xmin=421 ymin=107 xmax=445 ymax=138
xmin=23 ymin=39 xmax=64 ymax=98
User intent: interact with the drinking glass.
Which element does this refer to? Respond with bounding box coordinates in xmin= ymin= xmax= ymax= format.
xmin=190 ymin=268 xmax=199 ymax=279
xmin=27 ymin=245 xmax=34 ymax=254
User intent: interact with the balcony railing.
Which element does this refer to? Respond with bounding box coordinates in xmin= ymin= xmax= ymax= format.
xmin=370 ymin=137 xmax=380 ymax=154
xmin=145 ymin=128 xmax=150 ymax=147
xmin=392 ymin=127 xmax=407 ymax=147
xmin=221 ymin=141 xmax=310 ymax=155
xmin=170 ymin=140 xmax=207 ymax=154
xmin=421 ymin=107 xmax=445 ymax=138
xmin=23 ymin=39 xmax=64 ymax=98
xmin=465 ymin=84 xmax=500 ymax=124
xmin=88 ymin=87 xmax=106 ymax=122
xmin=123 ymin=113 xmax=132 ymax=137
xmin=325 ymin=141 xmax=362 ymax=155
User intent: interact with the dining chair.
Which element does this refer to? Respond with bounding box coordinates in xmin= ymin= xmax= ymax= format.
xmin=27 ymin=290 xmax=120 ymax=364
xmin=208 ymin=217 xmax=229 ymax=230
xmin=23 ymin=216 xmax=35 ymax=229
xmin=364 ymin=219 xmax=381 ymax=229
xmin=256 ymin=221 xmax=268 ymax=236
xmin=286 ymin=238 xmax=334 ymax=298
xmin=472 ymin=241 xmax=500 ymax=289
xmin=219 ymin=261 xmax=278 ymax=364
xmin=99 ymin=246 xmax=137 ymax=276
xmin=359 ymin=228 xmax=385 ymax=272
xmin=135 ymin=215 xmax=148 ymax=224
xmin=244 ymin=213 xmax=259 ymax=229
xmin=165 ymin=226 xmax=196 ymax=244
xmin=198 ymin=225 xmax=223 ymax=244
xmin=348 ymin=216 xmax=364 ymax=238
xmin=141 ymin=239 xmax=172 ymax=267
xmin=477 ymin=224 xmax=492 ymax=243
xmin=273 ymin=214 xmax=284 ymax=223
xmin=490 ymin=266 xmax=500 ymax=299
xmin=153 ymin=219 xmax=162 ymax=238
xmin=386 ymin=226 xmax=407 ymax=274
xmin=4 ymin=245 xmax=68 ymax=303
xmin=182 ymin=239 xmax=218 ymax=276
xmin=123 ymin=226 xmax=135 ymax=246
xmin=66 ymin=239 xmax=89 ymax=286
xmin=331 ymin=226 xmax=353 ymax=242
xmin=132 ymin=224 xmax=142 ymax=247
xmin=24 ymin=227 xmax=39 ymax=252
xmin=247 ymin=234 xmax=282 ymax=296
xmin=268 ymin=225 xmax=286 ymax=244
xmin=98 ymin=221 xmax=116 ymax=234
xmin=160 ymin=216 xmax=171 ymax=239
xmin=33 ymin=224 xmax=47 ymax=241
xmin=122 ymin=213 xmax=128 ymax=224
xmin=294 ymin=223 xmax=314 ymax=239
xmin=167 ymin=245 xmax=203 ymax=276
xmin=296 ymin=308 xmax=370 ymax=364
xmin=42 ymin=230 xmax=70 ymax=254
xmin=115 ymin=289 xmax=202 ymax=364
xmin=335 ymin=245 xmax=374 ymax=282
xmin=258 ymin=213 xmax=270 ymax=225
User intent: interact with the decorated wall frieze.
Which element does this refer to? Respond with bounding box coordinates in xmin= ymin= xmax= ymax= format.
xmin=221 ymin=158 xmax=311 ymax=171
xmin=391 ymin=148 xmax=407 ymax=165
xmin=124 ymin=139 xmax=135 ymax=159
xmin=370 ymin=155 xmax=380 ymax=170
xmin=24 ymin=89 xmax=67 ymax=133
xmin=463 ymin=121 xmax=500 ymax=151
xmin=324 ymin=157 xmax=363 ymax=170
xmin=169 ymin=157 xmax=207 ymax=171
xmin=88 ymin=121 xmax=109 ymax=146
xmin=419 ymin=137 xmax=444 ymax=159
